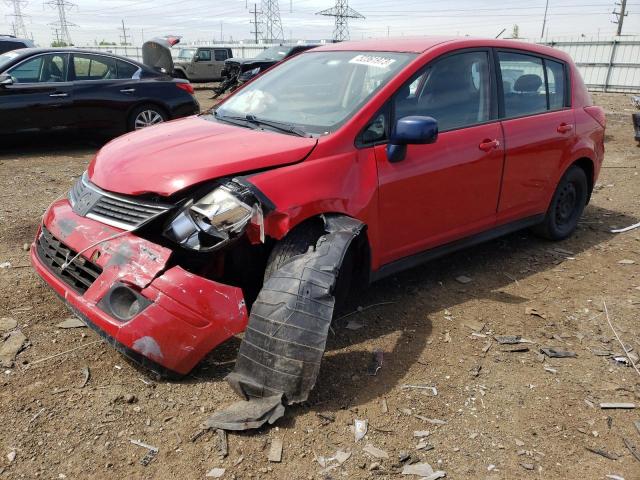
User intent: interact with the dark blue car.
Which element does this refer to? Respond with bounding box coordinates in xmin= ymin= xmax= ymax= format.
xmin=0 ymin=48 xmax=199 ymax=135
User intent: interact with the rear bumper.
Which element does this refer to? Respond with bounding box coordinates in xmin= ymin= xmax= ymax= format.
xmin=172 ymin=97 xmax=200 ymax=119
xmin=31 ymin=200 xmax=248 ymax=375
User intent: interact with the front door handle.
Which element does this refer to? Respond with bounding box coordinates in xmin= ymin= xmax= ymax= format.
xmin=479 ymin=139 xmax=500 ymax=152
xmin=49 ymin=93 xmax=69 ymax=97
xmin=120 ymin=88 xmax=136 ymax=93
xmin=557 ymin=123 xmax=573 ymax=134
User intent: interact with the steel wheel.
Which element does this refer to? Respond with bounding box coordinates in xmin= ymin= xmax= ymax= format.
xmin=134 ymin=109 xmax=164 ymax=129
xmin=554 ymin=181 xmax=578 ymax=227
xmin=531 ymin=165 xmax=588 ymax=241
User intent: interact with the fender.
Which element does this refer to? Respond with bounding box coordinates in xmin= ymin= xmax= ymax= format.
xmin=247 ymin=147 xmax=383 ymax=269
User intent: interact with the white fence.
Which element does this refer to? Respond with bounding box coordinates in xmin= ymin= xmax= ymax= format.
xmin=82 ymin=37 xmax=640 ymax=93
xmin=540 ymin=37 xmax=640 ymax=93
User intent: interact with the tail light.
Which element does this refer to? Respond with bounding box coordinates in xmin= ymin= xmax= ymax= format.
xmin=176 ymin=82 xmax=194 ymax=95
xmin=584 ymin=106 xmax=606 ymax=128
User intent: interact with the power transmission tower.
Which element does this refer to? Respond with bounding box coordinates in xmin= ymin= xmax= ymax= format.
xmin=316 ymin=0 xmax=364 ymax=42
xmin=46 ymin=0 xmax=76 ymax=45
xmin=119 ymin=19 xmax=130 ymax=45
xmin=250 ymin=3 xmax=262 ymax=44
xmin=612 ymin=0 xmax=628 ymax=36
xmin=6 ymin=0 xmax=29 ymax=38
xmin=259 ymin=0 xmax=284 ymax=42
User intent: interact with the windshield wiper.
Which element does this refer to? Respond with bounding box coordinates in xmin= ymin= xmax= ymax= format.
xmin=244 ymin=114 xmax=309 ymax=137
xmin=213 ymin=110 xmax=258 ymax=130
xmin=214 ymin=111 xmax=309 ymax=137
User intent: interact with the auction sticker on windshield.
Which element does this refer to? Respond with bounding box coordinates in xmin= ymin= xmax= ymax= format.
xmin=349 ymin=54 xmax=397 ymax=69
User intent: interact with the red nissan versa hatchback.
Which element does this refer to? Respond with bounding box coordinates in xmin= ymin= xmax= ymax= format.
xmin=31 ymin=38 xmax=604 ymax=403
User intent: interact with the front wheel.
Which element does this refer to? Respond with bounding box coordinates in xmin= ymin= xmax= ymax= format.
xmin=531 ymin=165 xmax=588 ymax=240
xmin=128 ymin=105 xmax=167 ymax=131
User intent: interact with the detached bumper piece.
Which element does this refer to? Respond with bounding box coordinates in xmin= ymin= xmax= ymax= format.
xmin=226 ymin=215 xmax=364 ymax=405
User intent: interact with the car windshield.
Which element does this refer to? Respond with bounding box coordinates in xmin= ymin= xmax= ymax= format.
xmin=176 ymin=48 xmax=196 ymax=60
xmin=0 ymin=51 xmax=21 ymax=70
xmin=254 ymin=46 xmax=290 ymax=61
xmin=215 ymin=50 xmax=416 ymax=135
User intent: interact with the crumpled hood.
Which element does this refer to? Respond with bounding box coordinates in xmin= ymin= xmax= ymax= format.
xmin=88 ymin=115 xmax=318 ymax=197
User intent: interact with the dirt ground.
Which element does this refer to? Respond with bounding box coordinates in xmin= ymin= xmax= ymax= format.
xmin=0 ymin=86 xmax=639 ymax=480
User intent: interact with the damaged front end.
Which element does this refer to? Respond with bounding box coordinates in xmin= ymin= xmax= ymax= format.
xmin=33 ymin=169 xmax=365 ymax=418
xmin=30 ymin=172 xmax=271 ymax=376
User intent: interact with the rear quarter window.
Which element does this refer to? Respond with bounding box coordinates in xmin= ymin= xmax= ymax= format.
xmin=545 ymin=59 xmax=567 ymax=109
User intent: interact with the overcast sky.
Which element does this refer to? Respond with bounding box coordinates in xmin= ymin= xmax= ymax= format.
xmin=2 ymin=0 xmax=640 ymax=46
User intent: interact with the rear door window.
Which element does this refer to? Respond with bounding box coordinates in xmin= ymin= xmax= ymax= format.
xmin=73 ymin=54 xmax=116 ymax=80
xmin=116 ymin=60 xmax=139 ymax=79
xmin=498 ymin=52 xmax=547 ymax=117
xmin=214 ymin=49 xmax=228 ymax=61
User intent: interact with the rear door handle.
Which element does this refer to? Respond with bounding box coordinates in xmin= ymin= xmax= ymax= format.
xmin=120 ymin=88 xmax=136 ymax=93
xmin=49 ymin=93 xmax=69 ymax=97
xmin=479 ymin=139 xmax=500 ymax=152
xmin=557 ymin=123 xmax=573 ymax=134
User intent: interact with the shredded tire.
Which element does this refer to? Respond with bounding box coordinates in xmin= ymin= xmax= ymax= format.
xmin=226 ymin=215 xmax=363 ymax=404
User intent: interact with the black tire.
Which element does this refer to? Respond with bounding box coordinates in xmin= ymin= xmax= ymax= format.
xmin=127 ymin=104 xmax=168 ymax=131
xmin=532 ymin=165 xmax=588 ymax=240
xmin=173 ymin=70 xmax=187 ymax=80
xmin=264 ymin=222 xmax=354 ymax=312
xmin=264 ymin=222 xmax=325 ymax=282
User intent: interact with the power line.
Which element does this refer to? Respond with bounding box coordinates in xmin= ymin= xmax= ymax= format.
xmin=316 ymin=0 xmax=364 ymax=41
xmin=613 ymin=0 xmax=629 ymax=35
xmin=260 ymin=0 xmax=284 ymax=42
xmin=5 ymin=0 xmax=29 ymax=38
xmin=46 ymin=0 xmax=76 ymax=45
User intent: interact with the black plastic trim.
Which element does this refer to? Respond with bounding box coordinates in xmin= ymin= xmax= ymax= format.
xmin=371 ymin=214 xmax=545 ymax=282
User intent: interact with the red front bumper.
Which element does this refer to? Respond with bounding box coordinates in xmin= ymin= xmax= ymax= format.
xmin=31 ymin=199 xmax=249 ymax=375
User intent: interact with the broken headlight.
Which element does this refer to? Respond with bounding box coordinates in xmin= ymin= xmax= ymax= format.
xmin=163 ymin=180 xmax=263 ymax=252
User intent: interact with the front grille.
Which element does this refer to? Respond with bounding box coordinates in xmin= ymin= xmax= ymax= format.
xmin=69 ymin=173 xmax=172 ymax=231
xmin=36 ymin=227 xmax=102 ymax=294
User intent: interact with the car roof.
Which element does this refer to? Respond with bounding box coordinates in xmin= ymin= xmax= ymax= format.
xmin=313 ymin=36 xmax=571 ymax=61
xmin=0 ymin=36 xmax=34 ymax=45
xmin=4 ymin=47 xmax=150 ymax=70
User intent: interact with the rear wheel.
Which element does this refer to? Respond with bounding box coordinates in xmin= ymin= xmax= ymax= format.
xmin=532 ymin=165 xmax=588 ymax=240
xmin=128 ymin=105 xmax=167 ymax=131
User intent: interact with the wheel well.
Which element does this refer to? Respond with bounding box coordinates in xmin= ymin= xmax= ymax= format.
xmin=572 ymin=157 xmax=595 ymax=203
xmin=269 ymin=214 xmax=372 ymax=287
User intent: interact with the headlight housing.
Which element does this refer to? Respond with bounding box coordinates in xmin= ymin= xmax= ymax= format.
xmin=248 ymin=67 xmax=261 ymax=76
xmin=163 ymin=180 xmax=263 ymax=252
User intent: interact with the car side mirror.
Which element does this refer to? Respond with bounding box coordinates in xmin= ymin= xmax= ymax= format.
xmin=0 ymin=74 xmax=13 ymax=86
xmin=387 ymin=116 xmax=438 ymax=163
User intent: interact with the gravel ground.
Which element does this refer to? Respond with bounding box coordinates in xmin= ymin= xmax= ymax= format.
xmin=0 ymin=89 xmax=639 ymax=480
